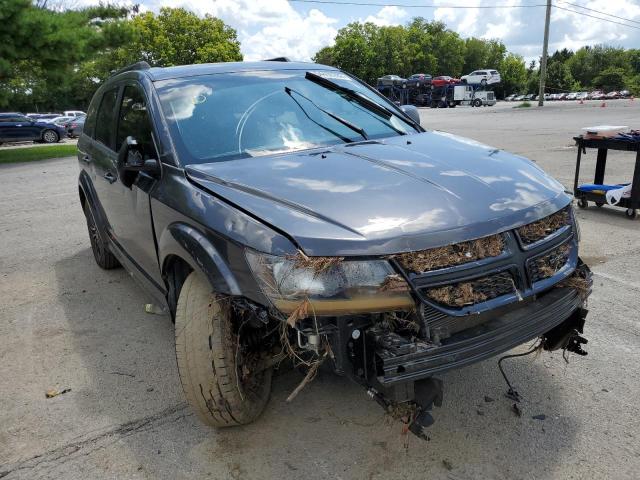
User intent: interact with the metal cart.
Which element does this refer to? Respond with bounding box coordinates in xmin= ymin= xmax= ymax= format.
xmin=573 ymin=136 xmax=640 ymax=219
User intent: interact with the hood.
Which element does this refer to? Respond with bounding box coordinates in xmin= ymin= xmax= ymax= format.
xmin=185 ymin=131 xmax=570 ymax=256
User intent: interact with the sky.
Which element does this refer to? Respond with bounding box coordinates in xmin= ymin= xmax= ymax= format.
xmin=78 ymin=0 xmax=640 ymax=64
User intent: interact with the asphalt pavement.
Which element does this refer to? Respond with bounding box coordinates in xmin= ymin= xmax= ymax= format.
xmin=1 ymin=99 xmax=639 ymax=479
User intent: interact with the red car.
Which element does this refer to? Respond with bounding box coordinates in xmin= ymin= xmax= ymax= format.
xmin=431 ymin=76 xmax=460 ymax=87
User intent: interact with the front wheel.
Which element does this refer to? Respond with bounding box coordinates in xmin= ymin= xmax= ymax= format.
xmin=175 ymin=272 xmax=273 ymax=427
xmin=473 ymin=98 xmax=482 ymax=107
xmin=42 ymin=129 xmax=59 ymax=144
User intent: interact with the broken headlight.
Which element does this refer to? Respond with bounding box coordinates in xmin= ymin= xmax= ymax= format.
xmin=245 ymin=250 xmax=414 ymax=315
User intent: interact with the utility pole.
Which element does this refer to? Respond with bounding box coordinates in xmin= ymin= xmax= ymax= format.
xmin=538 ymin=0 xmax=552 ymax=106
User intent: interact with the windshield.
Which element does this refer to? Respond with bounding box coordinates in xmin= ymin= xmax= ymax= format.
xmin=155 ymin=69 xmax=418 ymax=164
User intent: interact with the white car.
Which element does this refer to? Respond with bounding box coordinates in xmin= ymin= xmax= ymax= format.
xmin=461 ymin=69 xmax=501 ymax=86
xmin=63 ymin=110 xmax=86 ymax=118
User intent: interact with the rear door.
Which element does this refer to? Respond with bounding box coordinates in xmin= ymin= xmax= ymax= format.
xmin=89 ymin=86 xmax=121 ymax=227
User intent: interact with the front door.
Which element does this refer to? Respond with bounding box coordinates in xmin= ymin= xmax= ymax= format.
xmin=104 ymin=83 xmax=163 ymax=290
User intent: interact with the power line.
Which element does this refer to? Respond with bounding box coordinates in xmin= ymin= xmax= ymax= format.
xmin=288 ymin=0 xmax=546 ymax=9
xmin=287 ymin=0 xmax=640 ymax=30
xmin=555 ymin=1 xmax=640 ymax=26
xmin=553 ymin=4 xmax=640 ymax=30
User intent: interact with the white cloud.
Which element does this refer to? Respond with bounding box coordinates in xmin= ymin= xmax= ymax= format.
xmin=362 ymin=6 xmax=409 ymax=26
xmin=146 ymin=0 xmax=339 ymax=61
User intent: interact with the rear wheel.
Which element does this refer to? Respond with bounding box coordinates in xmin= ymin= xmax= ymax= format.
xmin=84 ymin=205 xmax=120 ymax=269
xmin=42 ymin=129 xmax=59 ymax=143
xmin=175 ymin=272 xmax=272 ymax=427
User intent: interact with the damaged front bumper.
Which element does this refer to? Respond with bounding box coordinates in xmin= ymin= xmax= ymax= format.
xmin=372 ymin=287 xmax=586 ymax=385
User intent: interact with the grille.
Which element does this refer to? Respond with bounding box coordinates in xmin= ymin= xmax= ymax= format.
xmin=393 ymin=233 xmax=505 ymax=274
xmin=423 ymin=271 xmax=515 ymax=308
xmin=529 ymin=243 xmax=571 ymax=283
xmin=517 ymin=207 xmax=571 ymax=245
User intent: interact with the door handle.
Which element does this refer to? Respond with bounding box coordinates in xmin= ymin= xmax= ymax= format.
xmin=103 ymin=172 xmax=117 ymax=184
xmin=82 ymin=154 xmax=91 ymax=163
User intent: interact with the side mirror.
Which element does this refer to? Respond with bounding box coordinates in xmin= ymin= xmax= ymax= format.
xmin=400 ymin=104 xmax=421 ymax=126
xmin=117 ymin=136 xmax=159 ymax=187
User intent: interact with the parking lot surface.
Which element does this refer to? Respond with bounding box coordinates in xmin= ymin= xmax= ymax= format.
xmin=1 ymin=99 xmax=639 ymax=479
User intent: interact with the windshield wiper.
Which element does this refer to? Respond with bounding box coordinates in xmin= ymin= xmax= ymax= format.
xmin=285 ymin=86 xmax=368 ymax=141
xmin=305 ymin=71 xmax=414 ymax=133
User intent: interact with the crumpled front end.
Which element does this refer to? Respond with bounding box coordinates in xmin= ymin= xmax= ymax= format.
xmin=267 ymin=204 xmax=592 ymax=439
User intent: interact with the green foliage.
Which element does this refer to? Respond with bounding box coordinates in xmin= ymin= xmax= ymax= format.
xmin=546 ymin=61 xmax=576 ymax=93
xmin=593 ymin=67 xmax=627 ymax=91
xmin=0 ymin=4 xmax=242 ymax=112
xmin=0 ymin=144 xmax=77 ymax=164
xmin=313 ymin=19 xmax=471 ymax=85
xmin=496 ymin=53 xmax=527 ymax=97
xmin=121 ymin=8 xmax=242 ymax=67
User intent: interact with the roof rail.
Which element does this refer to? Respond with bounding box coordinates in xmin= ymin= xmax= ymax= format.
xmin=263 ymin=57 xmax=291 ymax=62
xmin=110 ymin=61 xmax=151 ymax=77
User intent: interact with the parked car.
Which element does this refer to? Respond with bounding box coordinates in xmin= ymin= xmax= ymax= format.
xmin=64 ymin=110 xmax=86 ymax=118
xmin=575 ymin=92 xmax=589 ymax=101
xmin=619 ymin=90 xmax=631 ymax=98
xmin=431 ymin=75 xmax=460 ymax=87
xmin=504 ymin=94 xmax=517 ymax=101
xmin=48 ymin=115 xmax=74 ymax=125
xmin=0 ymin=112 xmax=66 ymax=144
xmin=78 ymin=60 xmax=591 ymax=440
xmin=523 ymin=94 xmax=535 ymax=101
xmin=408 ymin=73 xmax=432 ymax=85
xmin=513 ymin=94 xmax=525 ymax=101
xmin=377 ymin=75 xmax=407 ymax=87
xmin=461 ymin=69 xmax=501 ymax=86
xmin=28 ymin=113 xmax=61 ymax=121
xmin=605 ymin=91 xmax=620 ymax=99
xmin=66 ymin=116 xmax=85 ymax=138
xmin=566 ymin=92 xmax=578 ymax=100
xmin=589 ymin=91 xmax=604 ymax=100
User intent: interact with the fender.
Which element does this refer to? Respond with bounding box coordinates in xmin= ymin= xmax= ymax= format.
xmin=158 ymin=222 xmax=241 ymax=296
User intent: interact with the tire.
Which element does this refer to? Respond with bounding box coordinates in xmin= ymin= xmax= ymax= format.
xmin=625 ymin=208 xmax=637 ymax=220
xmin=473 ymin=98 xmax=482 ymax=107
xmin=42 ymin=129 xmax=59 ymax=144
xmin=83 ymin=204 xmax=120 ymax=269
xmin=480 ymin=79 xmax=487 ymax=86
xmin=577 ymin=197 xmax=588 ymax=209
xmin=175 ymin=272 xmax=272 ymax=427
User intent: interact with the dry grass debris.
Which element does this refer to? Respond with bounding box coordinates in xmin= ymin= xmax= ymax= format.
xmin=556 ymin=272 xmax=591 ymax=300
xmin=379 ymin=274 xmax=411 ymax=293
xmin=288 ymin=250 xmax=344 ymax=274
xmin=534 ymin=244 xmax=570 ymax=279
xmin=426 ymin=282 xmax=488 ymax=307
xmin=286 ymin=297 xmax=311 ymax=327
xmin=393 ymin=234 xmax=504 ymax=274
xmin=518 ymin=208 xmax=570 ymax=245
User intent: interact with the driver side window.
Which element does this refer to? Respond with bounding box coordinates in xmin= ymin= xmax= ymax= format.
xmin=116 ymin=85 xmax=156 ymax=159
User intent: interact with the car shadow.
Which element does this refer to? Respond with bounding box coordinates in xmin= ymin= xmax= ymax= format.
xmin=53 ymin=248 xmax=580 ymax=479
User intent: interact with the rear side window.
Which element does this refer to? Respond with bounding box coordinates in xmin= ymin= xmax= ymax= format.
xmin=94 ymin=88 xmax=119 ymax=149
xmin=490 ymin=70 xmax=499 ymax=75
xmin=83 ymin=100 xmax=99 ymax=137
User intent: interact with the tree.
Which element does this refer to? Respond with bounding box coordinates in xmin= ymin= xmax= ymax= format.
xmin=0 ymin=0 xmax=132 ymax=109
xmin=496 ymin=53 xmax=527 ymax=97
xmin=122 ymin=8 xmax=242 ymax=67
xmin=545 ymin=61 xmax=576 ymax=93
xmin=593 ymin=67 xmax=627 ymax=91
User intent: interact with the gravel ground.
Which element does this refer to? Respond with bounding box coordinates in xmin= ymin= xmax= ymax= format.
xmin=1 ymin=99 xmax=639 ymax=479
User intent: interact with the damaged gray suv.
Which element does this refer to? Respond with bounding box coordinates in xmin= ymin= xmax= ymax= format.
xmin=77 ymin=60 xmax=591 ymax=440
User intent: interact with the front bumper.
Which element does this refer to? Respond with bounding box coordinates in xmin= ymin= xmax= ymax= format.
xmin=371 ymin=286 xmax=585 ymax=385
